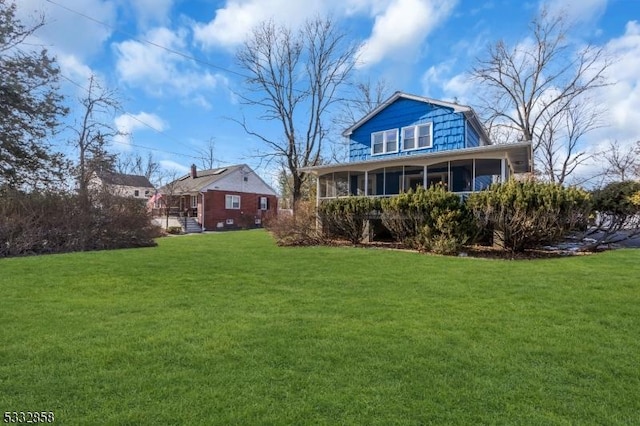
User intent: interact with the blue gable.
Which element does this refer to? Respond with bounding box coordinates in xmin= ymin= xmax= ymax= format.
xmin=348 ymin=97 xmax=472 ymax=162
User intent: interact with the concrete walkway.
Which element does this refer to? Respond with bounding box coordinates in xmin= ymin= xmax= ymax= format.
xmin=152 ymin=217 xmax=183 ymax=229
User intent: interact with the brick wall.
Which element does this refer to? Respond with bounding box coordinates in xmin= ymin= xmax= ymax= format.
xmin=201 ymin=190 xmax=278 ymax=230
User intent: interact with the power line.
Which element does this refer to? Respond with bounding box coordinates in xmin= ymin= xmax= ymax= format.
xmin=42 ymin=0 xmax=376 ymax=107
xmin=57 ymin=72 xmax=206 ymax=161
xmin=44 ymin=0 xmax=395 ymax=165
xmin=44 ymin=0 xmax=248 ymax=79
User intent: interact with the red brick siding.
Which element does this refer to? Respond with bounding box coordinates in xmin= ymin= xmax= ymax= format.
xmin=201 ymin=190 xmax=277 ymax=230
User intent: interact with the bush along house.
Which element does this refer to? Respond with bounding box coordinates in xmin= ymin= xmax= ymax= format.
xmin=302 ymin=91 xmax=532 ymax=201
xmin=155 ymin=164 xmax=278 ymax=232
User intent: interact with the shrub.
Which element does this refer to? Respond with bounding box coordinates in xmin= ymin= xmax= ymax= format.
xmin=264 ymin=202 xmax=323 ymax=246
xmin=317 ymin=197 xmax=382 ymax=244
xmin=381 ymin=185 xmax=476 ymax=254
xmin=167 ymin=226 xmax=183 ymax=235
xmin=580 ymin=181 xmax=640 ymax=251
xmin=467 ymin=179 xmax=591 ymax=253
xmin=0 ymin=188 xmax=160 ymax=258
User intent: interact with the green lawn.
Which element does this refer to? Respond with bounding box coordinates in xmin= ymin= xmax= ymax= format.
xmin=1 ymin=230 xmax=639 ymax=425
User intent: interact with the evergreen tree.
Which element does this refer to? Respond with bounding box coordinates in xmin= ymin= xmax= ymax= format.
xmin=0 ymin=0 xmax=68 ymax=189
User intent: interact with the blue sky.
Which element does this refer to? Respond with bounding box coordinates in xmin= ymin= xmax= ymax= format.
xmin=15 ymin=0 xmax=640 ymax=185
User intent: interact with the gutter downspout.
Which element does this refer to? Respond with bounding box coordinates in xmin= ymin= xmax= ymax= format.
xmin=200 ymin=191 xmax=205 ymax=232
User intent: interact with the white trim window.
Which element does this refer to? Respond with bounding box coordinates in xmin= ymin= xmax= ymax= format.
xmin=191 ymin=195 xmax=198 ymax=208
xmin=371 ymin=129 xmax=398 ymax=155
xmin=259 ymin=196 xmax=268 ymax=211
xmin=225 ymin=194 xmax=241 ymax=209
xmin=402 ymin=123 xmax=432 ymax=151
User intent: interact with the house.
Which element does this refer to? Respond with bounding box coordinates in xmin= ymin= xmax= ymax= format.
xmin=156 ymin=164 xmax=278 ymax=232
xmin=303 ymin=92 xmax=532 ymax=201
xmin=91 ymin=172 xmax=154 ymax=199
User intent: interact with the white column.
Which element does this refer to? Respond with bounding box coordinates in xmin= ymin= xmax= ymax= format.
xmin=472 ymin=159 xmax=476 ymax=192
xmin=383 ymin=168 xmax=386 ymax=196
xmin=364 ymin=170 xmax=369 ymax=196
xmin=423 ymin=165 xmax=427 ymax=188
xmin=316 ymin=175 xmax=320 ymax=207
xmin=501 ymin=158 xmax=507 ymax=183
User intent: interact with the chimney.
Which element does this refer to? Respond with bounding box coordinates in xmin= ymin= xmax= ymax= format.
xmin=191 ymin=164 xmax=197 ymax=179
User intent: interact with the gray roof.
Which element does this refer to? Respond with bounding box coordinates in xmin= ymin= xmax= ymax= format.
xmin=99 ymin=172 xmax=154 ymax=188
xmin=161 ymin=165 xmax=244 ymax=194
xmin=301 ymin=141 xmax=532 ymax=175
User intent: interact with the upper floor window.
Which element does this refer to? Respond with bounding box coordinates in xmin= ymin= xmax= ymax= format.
xmin=259 ymin=196 xmax=268 ymax=211
xmin=225 ymin=194 xmax=240 ymax=209
xmin=371 ymin=129 xmax=398 ymax=155
xmin=402 ymin=123 xmax=432 ymax=151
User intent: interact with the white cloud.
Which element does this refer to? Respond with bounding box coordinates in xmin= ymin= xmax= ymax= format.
xmin=56 ymin=53 xmax=94 ymax=86
xmin=159 ymin=160 xmax=189 ymax=173
xmin=355 ymin=0 xmax=457 ymax=68
xmin=113 ymin=27 xmax=225 ymax=97
xmin=590 ymin=21 xmax=640 ymax=144
xmin=127 ymin=0 xmax=174 ymax=27
xmin=421 ymin=62 xmax=472 ymax=104
xmin=191 ymin=0 xmax=406 ymax=50
xmin=193 ymin=0 xmax=326 ymax=49
xmin=114 ymin=112 xmax=167 ymax=150
xmin=541 ymin=0 xmax=607 ymax=25
xmin=16 ymin=0 xmax=117 ymax=59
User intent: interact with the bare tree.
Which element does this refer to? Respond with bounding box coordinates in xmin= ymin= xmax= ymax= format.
xmin=156 ymin=170 xmax=181 ymax=229
xmin=537 ymin=99 xmax=602 ymax=184
xmin=336 ymin=79 xmax=391 ymax=129
xmin=236 ymin=17 xmax=357 ymax=210
xmin=196 ymin=138 xmax=217 ymax=170
xmin=330 ymin=78 xmax=391 ymax=162
xmin=116 ymin=151 xmax=161 ymax=185
xmin=599 ymin=140 xmax=640 ymax=183
xmin=70 ymin=75 xmax=122 ymax=205
xmin=472 ymin=8 xmax=612 ymax=183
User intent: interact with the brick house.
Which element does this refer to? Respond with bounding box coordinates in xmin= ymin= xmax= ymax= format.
xmin=156 ymin=164 xmax=278 ymax=232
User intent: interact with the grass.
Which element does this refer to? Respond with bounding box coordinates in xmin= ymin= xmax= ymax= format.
xmin=1 ymin=230 xmax=639 ymax=425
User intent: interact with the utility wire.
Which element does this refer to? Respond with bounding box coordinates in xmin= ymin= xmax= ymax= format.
xmin=58 ymin=72 xmax=208 ymax=161
xmin=43 ymin=0 xmax=376 ymax=107
xmin=44 ymin=0 xmax=248 ymax=79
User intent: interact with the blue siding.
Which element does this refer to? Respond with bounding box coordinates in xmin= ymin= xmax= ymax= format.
xmin=349 ymin=98 xmax=467 ymax=162
xmin=466 ymin=123 xmax=480 ymax=148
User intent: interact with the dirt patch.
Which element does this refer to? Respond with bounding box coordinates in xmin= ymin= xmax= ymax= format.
xmin=327 ymin=239 xmax=598 ymax=260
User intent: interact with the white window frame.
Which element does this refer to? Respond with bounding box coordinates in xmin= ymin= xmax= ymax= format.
xmin=191 ymin=195 xmax=198 ymax=208
xmin=259 ymin=196 xmax=268 ymax=211
xmin=402 ymin=123 xmax=433 ymax=151
xmin=402 ymin=126 xmax=416 ymax=150
xmin=371 ymin=129 xmax=398 ymax=156
xmin=225 ymin=194 xmax=241 ymax=210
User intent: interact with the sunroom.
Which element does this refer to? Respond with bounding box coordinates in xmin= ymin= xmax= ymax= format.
xmin=305 ymin=141 xmax=532 ymax=202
